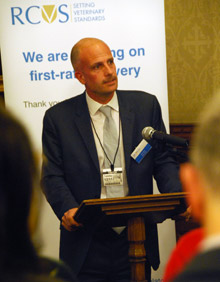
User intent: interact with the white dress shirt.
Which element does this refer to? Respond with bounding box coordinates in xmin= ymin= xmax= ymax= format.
xmin=86 ymin=92 xmax=129 ymax=199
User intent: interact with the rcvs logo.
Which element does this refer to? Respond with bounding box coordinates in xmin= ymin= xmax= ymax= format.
xmin=11 ymin=2 xmax=105 ymax=25
xmin=11 ymin=5 xmax=69 ymax=24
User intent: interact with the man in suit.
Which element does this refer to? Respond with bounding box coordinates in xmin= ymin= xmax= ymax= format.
xmin=173 ymin=93 xmax=220 ymax=281
xmin=41 ymin=37 xmax=182 ymax=282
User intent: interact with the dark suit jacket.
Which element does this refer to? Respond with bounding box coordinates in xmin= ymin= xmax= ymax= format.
xmin=173 ymin=248 xmax=220 ymax=281
xmin=42 ymin=90 xmax=182 ymax=274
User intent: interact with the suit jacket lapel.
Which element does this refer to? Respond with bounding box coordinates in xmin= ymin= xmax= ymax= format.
xmin=73 ymin=91 xmax=135 ymax=174
xmin=117 ymin=91 xmax=135 ymax=176
xmin=74 ymin=93 xmax=100 ymax=172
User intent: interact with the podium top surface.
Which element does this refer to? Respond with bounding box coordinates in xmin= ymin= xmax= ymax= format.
xmin=78 ymin=192 xmax=187 ymax=206
xmin=74 ymin=192 xmax=188 ymax=227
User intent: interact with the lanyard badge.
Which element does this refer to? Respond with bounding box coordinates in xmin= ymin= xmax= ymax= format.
xmin=103 ymin=167 xmax=123 ymax=186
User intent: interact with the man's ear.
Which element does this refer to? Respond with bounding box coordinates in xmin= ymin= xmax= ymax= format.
xmin=75 ymin=71 xmax=86 ymax=85
xmin=180 ymin=163 xmax=205 ymax=223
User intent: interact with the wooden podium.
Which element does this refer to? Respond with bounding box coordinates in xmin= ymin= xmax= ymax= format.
xmin=74 ymin=192 xmax=188 ymax=282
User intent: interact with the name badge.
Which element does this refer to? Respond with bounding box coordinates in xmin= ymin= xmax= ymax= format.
xmin=131 ymin=139 xmax=152 ymax=163
xmin=103 ymin=168 xmax=123 ymax=186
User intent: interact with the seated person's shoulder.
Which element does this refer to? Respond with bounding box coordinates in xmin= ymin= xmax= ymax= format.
xmin=2 ymin=259 xmax=78 ymax=282
xmin=38 ymin=256 xmax=78 ymax=281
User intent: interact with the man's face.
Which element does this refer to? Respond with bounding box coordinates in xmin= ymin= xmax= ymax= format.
xmin=75 ymin=41 xmax=118 ymax=100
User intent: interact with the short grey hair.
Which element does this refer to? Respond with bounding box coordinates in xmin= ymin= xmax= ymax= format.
xmin=190 ymin=92 xmax=220 ymax=191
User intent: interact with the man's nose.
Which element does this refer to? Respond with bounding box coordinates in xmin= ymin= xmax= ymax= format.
xmin=104 ymin=64 xmax=113 ymax=75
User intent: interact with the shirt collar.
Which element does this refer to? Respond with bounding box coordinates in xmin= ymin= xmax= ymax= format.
xmin=86 ymin=91 xmax=119 ymax=116
xmin=200 ymin=234 xmax=220 ymax=253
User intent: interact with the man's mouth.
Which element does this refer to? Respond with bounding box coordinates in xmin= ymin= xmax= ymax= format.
xmin=103 ymin=77 xmax=117 ymax=84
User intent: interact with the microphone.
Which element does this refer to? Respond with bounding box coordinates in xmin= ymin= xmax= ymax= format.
xmin=142 ymin=126 xmax=189 ymax=147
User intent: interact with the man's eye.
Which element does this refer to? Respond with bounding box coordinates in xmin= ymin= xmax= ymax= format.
xmin=93 ymin=64 xmax=101 ymax=70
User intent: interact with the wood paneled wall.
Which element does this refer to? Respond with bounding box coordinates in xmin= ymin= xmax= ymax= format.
xmin=165 ymin=0 xmax=220 ymax=124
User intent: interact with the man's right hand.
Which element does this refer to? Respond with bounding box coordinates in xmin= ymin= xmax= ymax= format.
xmin=61 ymin=208 xmax=82 ymax=231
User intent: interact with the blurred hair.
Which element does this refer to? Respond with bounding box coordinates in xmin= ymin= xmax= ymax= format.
xmin=190 ymin=93 xmax=220 ymax=192
xmin=0 ymin=104 xmax=38 ymax=275
xmin=0 ymin=104 xmax=77 ymax=281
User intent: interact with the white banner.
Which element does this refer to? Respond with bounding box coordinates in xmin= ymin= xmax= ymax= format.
xmin=0 ymin=1 xmax=174 ymax=279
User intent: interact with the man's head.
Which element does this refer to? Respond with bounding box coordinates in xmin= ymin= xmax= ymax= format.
xmin=70 ymin=38 xmax=118 ymax=103
xmin=180 ymin=93 xmax=220 ymax=228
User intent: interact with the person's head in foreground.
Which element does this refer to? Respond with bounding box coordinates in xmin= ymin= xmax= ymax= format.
xmin=0 ymin=104 xmax=76 ymax=282
xmin=0 ymin=104 xmax=39 ymax=279
xmin=180 ymin=93 xmax=220 ymax=232
xmin=174 ymin=93 xmax=220 ymax=281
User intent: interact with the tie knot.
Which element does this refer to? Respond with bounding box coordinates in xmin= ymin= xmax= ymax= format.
xmin=99 ymin=106 xmax=112 ymax=118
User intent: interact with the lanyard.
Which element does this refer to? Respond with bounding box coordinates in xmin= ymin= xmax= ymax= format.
xmin=90 ymin=113 xmax=121 ymax=171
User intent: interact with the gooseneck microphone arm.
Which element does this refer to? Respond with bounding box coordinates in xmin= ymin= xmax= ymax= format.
xmin=142 ymin=126 xmax=189 ymax=147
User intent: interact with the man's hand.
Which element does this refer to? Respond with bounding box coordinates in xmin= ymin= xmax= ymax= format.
xmin=62 ymin=208 xmax=82 ymax=231
xmin=180 ymin=206 xmax=192 ymax=221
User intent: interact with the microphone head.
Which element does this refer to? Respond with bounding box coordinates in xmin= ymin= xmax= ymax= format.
xmin=142 ymin=126 xmax=154 ymax=141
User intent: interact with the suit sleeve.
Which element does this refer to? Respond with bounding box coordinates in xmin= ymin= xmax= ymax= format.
xmin=41 ymin=110 xmax=79 ymax=220
xmin=151 ymin=96 xmax=183 ymax=194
